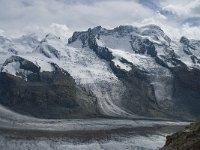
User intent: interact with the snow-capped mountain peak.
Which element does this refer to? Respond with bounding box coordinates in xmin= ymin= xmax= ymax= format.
xmin=1 ymin=25 xmax=200 ymax=119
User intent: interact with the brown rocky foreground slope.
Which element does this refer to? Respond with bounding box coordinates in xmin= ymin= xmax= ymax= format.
xmin=161 ymin=121 xmax=200 ymax=150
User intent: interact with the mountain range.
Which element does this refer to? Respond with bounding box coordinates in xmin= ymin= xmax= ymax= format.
xmin=0 ymin=25 xmax=200 ymax=120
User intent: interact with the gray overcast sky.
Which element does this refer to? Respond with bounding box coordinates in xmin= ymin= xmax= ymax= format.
xmin=0 ymin=0 xmax=200 ymax=39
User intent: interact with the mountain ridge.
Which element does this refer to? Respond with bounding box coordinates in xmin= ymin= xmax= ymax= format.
xmin=0 ymin=24 xmax=200 ymax=120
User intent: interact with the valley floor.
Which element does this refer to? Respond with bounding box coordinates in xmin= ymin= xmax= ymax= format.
xmin=0 ymin=117 xmax=188 ymax=150
xmin=0 ymin=105 xmax=189 ymax=150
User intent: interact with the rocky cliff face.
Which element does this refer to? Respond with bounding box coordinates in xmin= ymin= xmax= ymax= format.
xmin=0 ymin=25 xmax=200 ymax=119
xmin=0 ymin=56 xmax=98 ymax=119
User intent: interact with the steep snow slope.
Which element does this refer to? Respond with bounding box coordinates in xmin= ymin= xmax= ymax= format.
xmin=64 ymin=40 xmax=130 ymax=117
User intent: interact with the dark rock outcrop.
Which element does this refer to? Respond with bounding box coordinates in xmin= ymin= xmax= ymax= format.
xmin=0 ymin=57 xmax=98 ymax=119
xmin=111 ymin=63 xmax=160 ymax=116
xmin=161 ymin=121 xmax=200 ymax=150
xmin=130 ymin=36 xmax=157 ymax=57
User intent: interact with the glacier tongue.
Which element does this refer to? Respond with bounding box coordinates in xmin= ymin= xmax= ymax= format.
xmin=66 ymin=40 xmax=133 ymax=117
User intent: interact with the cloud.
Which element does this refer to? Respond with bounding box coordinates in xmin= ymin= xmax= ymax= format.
xmin=160 ymin=0 xmax=200 ymax=24
xmin=161 ymin=0 xmax=200 ymax=17
xmin=0 ymin=29 xmax=5 ymax=36
xmin=21 ymin=23 xmax=73 ymax=40
xmin=0 ymin=0 xmax=153 ymax=30
xmin=0 ymin=0 xmax=200 ymax=40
